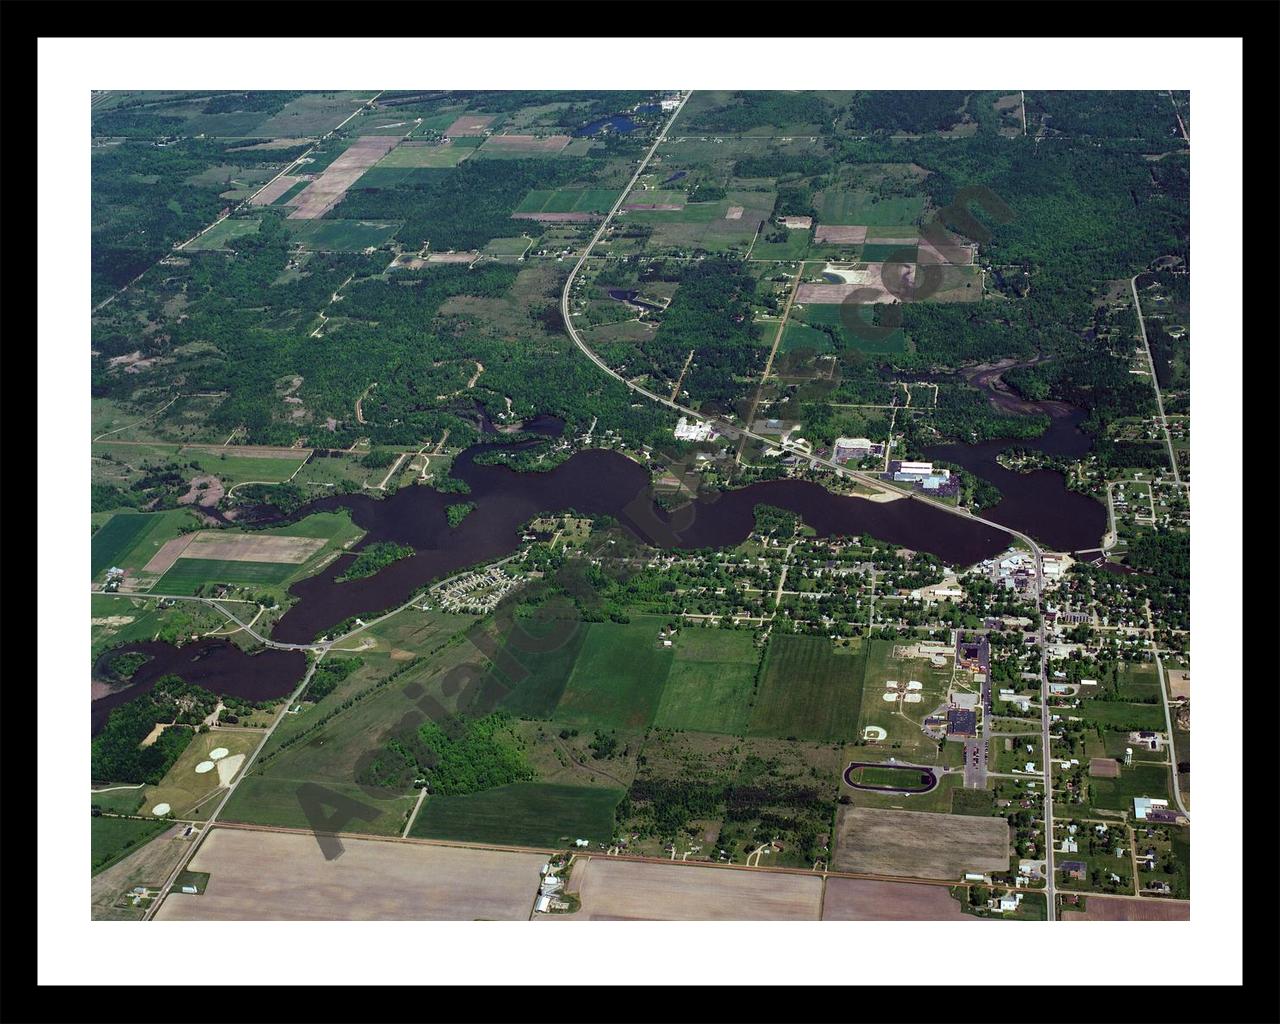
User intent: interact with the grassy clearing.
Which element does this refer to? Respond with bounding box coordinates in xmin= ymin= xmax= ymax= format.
xmin=185 ymin=216 xmax=264 ymax=251
xmin=748 ymin=635 xmax=866 ymax=743
xmin=285 ymin=219 xmax=401 ymax=251
xmin=817 ymin=191 xmax=925 ymax=227
xmin=794 ymin=305 xmax=908 ymax=355
xmin=91 ymin=513 xmax=153 ymax=577
xmin=516 ymin=188 xmax=618 ymax=215
xmin=411 ymin=782 xmax=623 ymax=847
xmin=1074 ymin=700 xmax=1166 ymax=731
xmin=92 ymin=816 xmax=171 ymax=876
xmin=553 ymin=618 xmax=674 ymax=731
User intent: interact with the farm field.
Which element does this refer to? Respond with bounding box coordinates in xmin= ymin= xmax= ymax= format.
xmin=155 ymin=827 xmax=546 ymax=920
xmin=747 ymin=635 xmax=865 ymax=743
xmin=817 ymin=190 xmax=926 ymax=228
xmin=91 ymin=509 xmax=199 ymax=579
xmin=552 ymin=618 xmax=674 ymax=731
xmin=516 ymin=188 xmax=619 ymax=215
xmin=821 ymin=878 xmax=978 ymax=921
xmin=542 ymin=856 xmax=822 ymax=921
xmin=219 ymin=775 xmax=418 ymax=837
xmin=253 ymin=91 xmax=378 ymax=137
xmin=154 ymin=558 xmax=298 ymax=593
xmin=410 ymin=783 xmax=623 ymax=847
xmin=184 ymin=216 xmax=265 ymax=251
xmin=832 ymin=806 xmax=1010 ymax=879
xmin=1061 ymin=895 xmax=1189 ymax=921
xmin=373 ymin=141 xmax=472 ymax=168
xmin=493 ymin=617 xmax=591 ymax=719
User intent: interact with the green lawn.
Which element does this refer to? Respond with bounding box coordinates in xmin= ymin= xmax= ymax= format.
xmin=410 ymin=782 xmax=623 ymax=847
xmin=552 ymin=618 xmax=674 ymax=730
xmin=654 ymin=630 xmax=761 ymax=735
xmin=747 ymin=635 xmax=866 ymax=743
xmin=795 ymin=305 xmax=908 ymax=355
xmin=516 ymin=187 xmax=618 ymax=215
xmin=91 ymin=816 xmax=170 ymax=876
xmin=817 ymin=191 xmax=925 ymax=227
xmin=1074 ymin=700 xmax=1166 ymax=731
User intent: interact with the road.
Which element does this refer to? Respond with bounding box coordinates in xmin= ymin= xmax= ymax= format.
xmin=1153 ymin=649 xmax=1191 ymax=817
xmin=1130 ymin=274 xmax=1182 ymax=486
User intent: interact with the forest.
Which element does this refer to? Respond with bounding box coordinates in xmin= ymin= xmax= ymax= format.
xmin=90 ymin=675 xmax=219 ymax=784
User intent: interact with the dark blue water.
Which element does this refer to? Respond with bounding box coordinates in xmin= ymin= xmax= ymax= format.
xmin=575 ymin=113 xmax=638 ymax=137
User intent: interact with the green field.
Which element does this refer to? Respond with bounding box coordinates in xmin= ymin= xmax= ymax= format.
xmin=92 ymin=514 xmax=153 ymax=577
xmin=856 ymin=639 xmax=955 ymax=760
xmin=91 ymin=509 xmax=199 ymax=578
xmin=410 ymin=782 xmax=623 ymax=847
xmin=779 ymin=321 xmax=834 ymax=353
xmin=1114 ymin=663 xmax=1164 ymax=702
xmin=155 ymin=558 xmax=299 ymax=593
xmin=1075 ymin=700 xmax=1166 ymax=731
xmin=817 ymin=191 xmax=925 ymax=227
xmin=552 ymin=618 xmax=674 ymax=730
xmin=495 ymin=617 xmax=591 ymax=719
xmin=375 ymin=142 xmax=472 ymax=168
xmin=220 ymin=775 xmax=418 ymax=837
xmin=796 ymin=305 xmax=908 ymax=355
xmin=284 ymin=219 xmax=402 ymax=251
xmin=184 ymin=216 xmax=264 ymax=251
xmin=747 ymin=635 xmax=866 ymax=743
xmin=91 ymin=786 xmax=146 ymax=816
xmin=750 ymin=229 xmax=811 ymax=261
xmin=516 ymin=188 xmax=618 ymax=215
xmin=653 ymin=630 xmax=761 ymax=734
xmin=861 ymin=243 xmax=918 ymax=263
xmin=91 ymin=816 xmax=170 ymax=876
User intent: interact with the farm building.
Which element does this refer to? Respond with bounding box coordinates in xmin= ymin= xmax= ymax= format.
xmin=1133 ymin=797 xmax=1170 ymax=820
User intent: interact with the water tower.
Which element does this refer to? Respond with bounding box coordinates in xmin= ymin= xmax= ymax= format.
xmin=1124 ymin=747 xmax=1133 ymax=765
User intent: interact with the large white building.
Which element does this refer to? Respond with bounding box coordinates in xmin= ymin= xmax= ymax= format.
xmin=674 ymin=416 xmax=717 ymax=442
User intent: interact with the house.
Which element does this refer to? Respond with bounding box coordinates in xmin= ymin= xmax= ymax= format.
xmin=1060 ymin=860 xmax=1087 ymax=880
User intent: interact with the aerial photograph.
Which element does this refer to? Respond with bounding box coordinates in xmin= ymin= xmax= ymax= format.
xmin=85 ymin=85 xmax=1195 ymax=927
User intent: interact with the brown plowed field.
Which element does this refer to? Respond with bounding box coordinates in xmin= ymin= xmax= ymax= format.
xmin=249 ymin=175 xmax=304 ymax=206
xmin=510 ymin=211 xmax=600 ymax=223
xmin=154 ymin=828 xmax=545 ymax=920
xmin=288 ymin=136 xmax=401 ymax=220
xmin=832 ymin=807 xmax=1010 ymax=880
xmin=821 ymin=878 xmax=978 ymax=920
xmin=538 ymin=857 xmax=821 ymax=921
xmin=479 ymin=134 xmax=570 ymax=154
xmin=1062 ymin=896 xmax=1190 ymax=921
xmin=445 ymin=115 xmax=495 ymax=136
xmin=144 ymin=534 xmax=197 ymax=574
xmin=181 ymin=532 xmax=324 ymax=564
xmin=814 ymin=224 xmax=868 ymax=244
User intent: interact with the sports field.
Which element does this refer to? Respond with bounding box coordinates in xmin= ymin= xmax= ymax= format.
xmin=747 ymin=635 xmax=866 ymax=743
xmin=653 ymin=630 xmax=760 ymax=734
xmin=552 ymin=618 xmax=674 ymax=731
xmin=857 ymin=639 xmax=954 ymax=760
xmin=410 ymin=782 xmax=623 ymax=847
